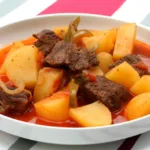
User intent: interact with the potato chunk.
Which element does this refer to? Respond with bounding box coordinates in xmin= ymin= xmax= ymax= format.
xmin=53 ymin=26 xmax=68 ymax=39
xmin=125 ymin=93 xmax=150 ymax=120
xmin=4 ymin=45 xmax=39 ymax=89
xmin=130 ymin=75 xmax=150 ymax=95
xmin=105 ymin=62 xmax=140 ymax=89
xmin=33 ymin=67 xmax=63 ymax=102
xmin=82 ymin=28 xmax=117 ymax=53
xmin=69 ymin=101 xmax=112 ymax=127
xmin=34 ymin=91 xmax=69 ymax=121
xmin=0 ymin=41 xmax=24 ymax=74
xmin=113 ymin=23 xmax=136 ymax=60
xmin=97 ymin=52 xmax=113 ymax=73
xmin=87 ymin=66 xmax=104 ymax=76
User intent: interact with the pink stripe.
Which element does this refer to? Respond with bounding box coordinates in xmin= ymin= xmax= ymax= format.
xmin=39 ymin=0 xmax=126 ymax=16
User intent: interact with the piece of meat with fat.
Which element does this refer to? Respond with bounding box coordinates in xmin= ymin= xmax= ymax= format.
xmin=44 ymin=41 xmax=99 ymax=71
xmin=0 ymin=87 xmax=32 ymax=114
xmin=33 ymin=29 xmax=61 ymax=56
xmin=109 ymin=54 xmax=149 ymax=76
xmin=82 ymin=76 xmax=132 ymax=111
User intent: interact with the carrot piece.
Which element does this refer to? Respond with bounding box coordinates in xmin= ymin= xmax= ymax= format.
xmin=22 ymin=36 xmax=37 ymax=45
xmin=134 ymin=40 xmax=150 ymax=57
xmin=0 ymin=45 xmax=12 ymax=66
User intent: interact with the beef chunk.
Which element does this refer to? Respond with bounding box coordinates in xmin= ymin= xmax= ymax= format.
xmin=109 ymin=54 xmax=149 ymax=76
xmin=83 ymin=76 xmax=131 ymax=111
xmin=44 ymin=41 xmax=99 ymax=71
xmin=33 ymin=29 xmax=61 ymax=56
xmin=0 ymin=87 xmax=32 ymax=114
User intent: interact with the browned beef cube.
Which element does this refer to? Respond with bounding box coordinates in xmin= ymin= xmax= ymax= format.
xmin=33 ymin=29 xmax=61 ymax=56
xmin=0 ymin=87 xmax=32 ymax=114
xmin=83 ymin=76 xmax=132 ymax=111
xmin=44 ymin=41 xmax=99 ymax=71
xmin=109 ymin=54 xmax=149 ymax=76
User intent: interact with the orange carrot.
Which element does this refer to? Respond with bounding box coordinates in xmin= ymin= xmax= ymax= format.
xmin=0 ymin=45 xmax=12 ymax=66
xmin=134 ymin=40 xmax=150 ymax=57
xmin=22 ymin=36 xmax=37 ymax=45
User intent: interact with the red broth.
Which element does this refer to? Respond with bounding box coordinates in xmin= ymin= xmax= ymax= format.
xmin=1 ymin=39 xmax=150 ymax=127
xmin=6 ymin=103 xmax=127 ymax=127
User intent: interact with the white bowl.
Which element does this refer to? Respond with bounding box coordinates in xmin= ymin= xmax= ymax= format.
xmin=0 ymin=13 xmax=150 ymax=145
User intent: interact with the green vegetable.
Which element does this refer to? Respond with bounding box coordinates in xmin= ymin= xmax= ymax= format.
xmin=64 ymin=16 xmax=80 ymax=42
xmin=68 ymin=79 xmax=79 ymax=108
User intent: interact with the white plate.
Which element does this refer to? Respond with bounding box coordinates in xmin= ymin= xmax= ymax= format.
xmin=0 ymin=13 xmax=150 ymax=145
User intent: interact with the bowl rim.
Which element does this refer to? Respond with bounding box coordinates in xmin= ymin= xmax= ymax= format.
xmin=0 ymin=13 xmax=150 ymax=131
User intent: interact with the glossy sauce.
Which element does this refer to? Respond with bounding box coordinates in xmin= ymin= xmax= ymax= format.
xmin=1 ymin=39 xmax=150 ymax=127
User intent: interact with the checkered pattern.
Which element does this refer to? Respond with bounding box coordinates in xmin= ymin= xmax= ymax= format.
xmin=0 ymin=0 xmax=150 ymax=149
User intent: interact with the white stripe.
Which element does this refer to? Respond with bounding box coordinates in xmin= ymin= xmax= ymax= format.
xmin=132 ymin=131 xmax=150 ymax=150
xmin=112 ymin=0 xmax=150 ymax=23
xmin=30 ymin=140 xmax=124 ymax=150
xmin=0 ymin=0 xmax=57 ymax=27
xmin=0 ymin=131 xmax=18 ymax=150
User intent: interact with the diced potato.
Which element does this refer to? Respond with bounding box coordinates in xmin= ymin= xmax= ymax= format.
xmin=33 ymin=67 xmax=63 ymax=102
xmin=4 ymin=45 xmax=39 ymax=89
xmin=96 ymin=28 xmax=117 ymax=54
xmin=35 ymin=91 xmax=70 ymax=121
xmin=73 ymin=30 xmax=93 ymax=44
xmin=82 ymin=28 xmax=117 ymax=53
xmin=90 ymin=30 xmax=105 ymax=36
xmin=105 ymin=62 xmax=140 ymax=89
xmin=113 ymin=23 xmax=136 ymax=60
xmin=53 ymin=26 xmax=68 ymax=39
xmin=0 ymin=41 xmax=24 ymax=74
xmin=69 ymin=101 xmax=112 ymax=127
xmin=10 ymin=41 xmax=24 ymax=52
xmin=88 ymin=66 xmax=104 ymax=76
xmin=125 ymin=93 xmax=150 ymax=120
xmin=130 ymin=75 xmax=150 ymax=95
xmin=82 ymin=36 xmax=100 ymax=51
xmin=97 ymin=52 xmax=113 ymax=73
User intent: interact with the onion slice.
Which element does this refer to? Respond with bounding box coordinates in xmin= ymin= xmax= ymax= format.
xmin=0 ymin=79 xmax=25 ymax=95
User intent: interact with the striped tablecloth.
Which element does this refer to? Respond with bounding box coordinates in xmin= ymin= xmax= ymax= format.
xmin=0 ymin=0 xmax=150 ymax=149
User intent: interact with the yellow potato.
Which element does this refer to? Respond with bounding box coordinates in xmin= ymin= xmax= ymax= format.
xmin=34 ymin=91 xmax=69 ymax=122
xmin=69 ymin=101 xmax=112 ymax=127
xmin=88 ymin=66 xmax=104 ymax=76
xmin=130 ymin=75 xmax=150 ymax=95
xmin=0 ymin=41 xmax=24 ymax=74
xmin=113 ymin=23 xmax=136 ymax=60
xmin=82 ymin=36 xmax=100 ymax=51
xmin=96 ymin=28 xmax=117 ymax=54
xmin=4 ymin=45 xmax=39 ymax=89
xmin=125 ymin=93 xmax=150 ymax=120
xmin=90 ymin=30 xmax=105 ymax=36
xmin=82 ymin=28 xmax=117 ymax=53
xmin=97 ymin=52 xmax=113 ymax=73
xmin=105 ymin=62 xmax=140 ymax=89
xmin=53 ymin=26 xmax=68 ymax=39
xmin=33 ymin=67 xmax=63 ymax=102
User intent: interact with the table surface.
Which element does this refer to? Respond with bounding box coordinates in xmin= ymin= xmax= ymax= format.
xmin=1 ymin=0 xmax=150 ymax=150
